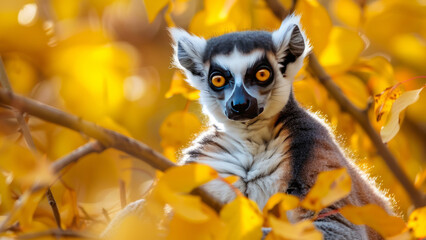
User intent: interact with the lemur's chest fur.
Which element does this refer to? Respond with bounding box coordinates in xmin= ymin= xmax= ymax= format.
xmin=181 ymin=97 xmax=321 ymax=209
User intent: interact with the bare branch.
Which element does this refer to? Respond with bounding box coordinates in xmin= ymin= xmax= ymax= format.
xmin=16 ymin=229 xmax=98 ymax=239
xmin=102 ymin=208 xmax=111 ymax=223
xmin=0 ymin=89 xmax=224 ymax=212
xmin=51 ymin=141 xmax=105 ymax=174
xmin=119 ymin=179 xmax=127 ymax=209
xmin=0 ymin=57 xmax=65 ymax=233
xmin=46 ymin=188 xmax=62 ymax=229
xmin=265 ymin=0 xmax=426 ymax=208
xmin=0 ymin=57 xmax=37 ymax=153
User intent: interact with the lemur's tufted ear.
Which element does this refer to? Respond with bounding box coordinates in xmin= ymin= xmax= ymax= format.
xmin=272 ymin=15 xmax=311 ymax=77
xmin=169 ymin=28 xmax=207 ymax=78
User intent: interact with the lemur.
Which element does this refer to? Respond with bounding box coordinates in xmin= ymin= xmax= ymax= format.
xmin=170 ymin=15 xmax=394 ymax=239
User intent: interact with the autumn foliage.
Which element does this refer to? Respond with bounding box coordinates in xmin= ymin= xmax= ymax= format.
xmin=0 ymin=0 xmax=425 ymax=239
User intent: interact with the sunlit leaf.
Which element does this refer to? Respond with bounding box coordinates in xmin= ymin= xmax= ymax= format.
xmin=3 ymin=54 xmax=38 ymax=95
xmin=266 ymin=217 xmax=322 ymax=240
xmin=223 ymin=175 xmax=240 ymax=185
xmin=143 ymin=0 xmax=170 ymax=23
xmin=333 ymin=74 xmax=369 ymax=109
xmin=263 ymin=193 xmax=299 ymax=223
xmin=189 ymin=0 xmax=252 ymax=38
xmin=407 ymin=206 xmax=426 ymax=238
xmin=0 ymin=172 xmax=13 ymax=213
xmin=0 ymin=140 xmax=54 ymax=188
xmin=374 ymin=83 xmax=404 ymax=125
xmin=340 ymin=204 xmax=406 ymax=238
xmin=319 ymin=27 xmax=365 ymax=74
xmin=295 ymin=0 xmax=332 ymax=55
xmin=220 ymin=196 xmax=263 ymax=240
xmin=160 ymin=111 xmax=203 ymax=161
xmin=155 ymin=164 xmax=218 ymax=222
xmin=205 ymin=0 xmax=238 ymax=25
xmin=381 ymin=86 xmax=425 ymax=143
xmin=331 ymin=0 xmax=361 ymax=28
xmin=168 ymin=204 xmax=226 ymax=240
xmin=301 ymin=168 xmax=351 ymax=211
xmin=165 ymin=71 xmax=200 ymax=101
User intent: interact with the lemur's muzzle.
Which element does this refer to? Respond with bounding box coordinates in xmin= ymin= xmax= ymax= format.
xmin=226 ymin=86 xmax=260 ymax=120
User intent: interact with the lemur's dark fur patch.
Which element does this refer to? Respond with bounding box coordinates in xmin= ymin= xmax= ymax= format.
xmin=203 ymin=31 xmax=274 ymax=62
xmin=275 ymin=93 xmax=321 ymax=197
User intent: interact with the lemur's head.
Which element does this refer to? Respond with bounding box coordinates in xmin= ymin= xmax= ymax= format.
xmin=170 ymin=15 xmax=310 ymax=124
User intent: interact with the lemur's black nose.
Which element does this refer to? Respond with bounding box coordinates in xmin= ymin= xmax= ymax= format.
xmin=231 ymin=99 xmax=250 ymax=113
xmin=226 ymin=85 xmax=259 ymax=120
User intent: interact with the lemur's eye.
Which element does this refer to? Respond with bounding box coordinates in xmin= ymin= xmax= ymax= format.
xmin=211 ymin=75 xmax=226 ymax=88
xmin=256 ymin=69 xmax=271 ymax=82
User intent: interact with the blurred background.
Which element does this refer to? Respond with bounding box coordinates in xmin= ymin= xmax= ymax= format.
xmin=0 ymin=0 xmax=425 ymax=235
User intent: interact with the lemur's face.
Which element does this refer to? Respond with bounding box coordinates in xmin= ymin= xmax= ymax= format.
xmin=171 ymin=15 xmax=310 ymax=124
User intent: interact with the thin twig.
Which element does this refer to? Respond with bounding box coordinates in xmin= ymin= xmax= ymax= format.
xmin=0 ymin=57 xmax=37 ymax=153
xmin=0 ymin=57 xmax=65 ymax=232
xmin=265 ymin=0 xmax=426 ymax=208
xmin=0 ymin=89 xmax=223 ymax=212
xmin=51 ymin=141 xmax=105 ymax=174
xmin=119 ymin=179 xmax=127 ymax=209
xmin=46 ymin=188 xmax=62 ymax=229
xmin=16 ymin=229 xmax=98 ymax=239
xmin=102 ymin=208 xmax=111 ymax=223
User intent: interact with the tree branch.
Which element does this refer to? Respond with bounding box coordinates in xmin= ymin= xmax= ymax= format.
xmin=0 ymin=89 xmax=223 ymax=212
xmin=46 ymin=188 xmax=62 ymax=229
xmin=265 ymin=0 xmax=425 ymax=208
xmin=0 ymin=57 xmax=37 ymax=153
xmin=51 ymin=141 xmax=105 ymax=174
xmin=16 ymin=229 xmax=98 ymax=239
xmin=0 ymin=57 xmax=66 ymax=231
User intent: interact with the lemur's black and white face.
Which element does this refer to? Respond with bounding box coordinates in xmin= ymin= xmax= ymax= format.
xmin=170 ymin=15 xmax=310 ymax=124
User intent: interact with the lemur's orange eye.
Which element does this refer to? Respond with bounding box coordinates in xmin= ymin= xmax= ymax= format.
xmin=211 ymin=75 xmax=226 ymax=88
xmin=256 ymin=69 xmax=270 ymax=81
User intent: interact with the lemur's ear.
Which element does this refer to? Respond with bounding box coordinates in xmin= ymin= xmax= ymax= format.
xmin=272 ymin=15 xmax=311 ymax=77
xmin=169 ymin=28 xmax=207 ymax=78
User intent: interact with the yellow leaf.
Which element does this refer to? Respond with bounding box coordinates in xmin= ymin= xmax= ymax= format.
xmin=165 ymin=71 xmax=200 ymax=100
xmin=0 ymin=140 xmax=54 ymax=188
xmin=333 ymin=74 xmax=369 ymax=109
xmin=143 ymin=0 xmax=170 ymax=23
xmin=340 ymin=204 xmax=406 ymax=238
xmin=301 ymin=168 xmax=351 ymax=211
xmin=155 ymin=164 xmax=218 ymax=222
xmin=319 ymin=27 xmax=364 ymax=74
xmin=263 ymin=193 xmax=299 ymax=222
xmin=223 ymin=175 xmax=240 ymax=185
xmin=3 ymin=54 xmax=38 ymax=95
xmin=407 ymin=206 xmax=426 ymax=238
xmin=160 ymin=164 xmax=218 ymax=194
xmin=390 ymin=34 xmax=426 ymax=71
xmin=60 ymin=189 xmax=78 ymax=228
xmin=266 ymin=216 xmax=322 ymax=240
xmin=106 ymin=214 xmax=164 ymax=240
xmin=374 ymin=83 xmax=403 ymax=125
xmin=381 ymin=86 xmax=425 ymax=143
xmin=0 ymin=173 xmax=13 ymax=213
xmin=352 ymin=56 xmax=395 ymax=96
xmin=331 ymin=0 xmax=361 ymax=28
xmin=160 ymin=111 xmax=203 ymax=160
xmin=220 ymin=196 xmax=263 ymax=240
xmin=295 ymin=0 xmax=332 ymax=55
xmin=189 ymin=0 xmax=252 ymax=38
xmin=205 ymin=0 xmax=238 ymax=25
xmin=168 ymin=204 xmax=226 ymax=240
xmin=49 ymin=41 xmax=137 ymax=121
xmin=12 ymin=190 xmax=45 ymax=230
